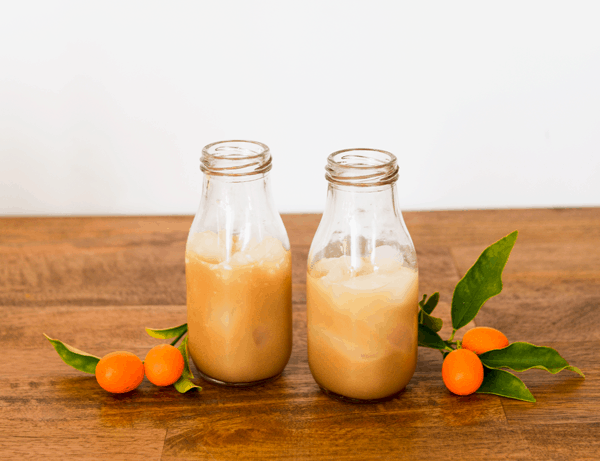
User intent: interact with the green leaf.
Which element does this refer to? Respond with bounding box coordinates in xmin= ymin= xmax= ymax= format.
xmin=421 ymin=292 xmax=440 ymax=315
xmin=476 ymin=368 xmax=536 ymax=402
xmin=480 ymin=342 xmax=585 ymax=377
xmin=177 ymin=337 xmax=195 ymax=379
xmin=419 ymin=294 xmax=441 ymax=330
xmin=451 ymin=231 xmax=518 ymax=330
xmin=44 ymin=334 xmax=100 ymax=374
xmin=174 ymin=336 xmax=202 ymax=394
xmin=420 ymin=308 xmax=443 ymax=332
xmin=174 ymin=377 xmax=201 ymax=393
xmin=418 ymin=324 xmax=449 ymax=350
xmin=145 ymin=323 xmax=188 ymax=340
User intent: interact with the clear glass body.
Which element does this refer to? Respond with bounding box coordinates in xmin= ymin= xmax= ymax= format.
xmin=186 ymin=140 xmax=292 ymax=386
xmin=307 ymin=148 xmax=418 ymax=401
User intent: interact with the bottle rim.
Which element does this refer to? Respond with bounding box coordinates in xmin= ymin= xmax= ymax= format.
xmin=201 ymin=140 xmax=272 ymax=176
xmin=326 ymin=148 xmax=399 ymax=187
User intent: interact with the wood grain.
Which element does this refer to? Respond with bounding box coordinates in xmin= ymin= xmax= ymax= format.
xmin=1 ymin=208 xmax=598 ymax=460
xmin=162 ymin=418 xmax=529 ymax=461
xmin=0 ymin=422 xmax=166 ymax=461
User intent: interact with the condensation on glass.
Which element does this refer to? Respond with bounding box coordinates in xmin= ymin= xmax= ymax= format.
xmin=186 ymin=140 xmax=292 ymax=386
xmin=307 ymin=148 xmax=419 ymax=401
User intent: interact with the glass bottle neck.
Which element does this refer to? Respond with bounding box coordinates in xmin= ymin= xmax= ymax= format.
xmin=188 ymin=169 xmax=290 ymax=257
xmin=200 ymin=172 xmax=273 ymax=209
xmin=324 ymin=183 xmax=401 ymax=222
xmin=308 ymin=181 xmax=415 ymax=271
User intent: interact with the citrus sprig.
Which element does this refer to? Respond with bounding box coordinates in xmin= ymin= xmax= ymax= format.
xmin=418 ymin=230 xmax=584 ymax=401
xmin=44 ymin=322 xmax=200 ymax=394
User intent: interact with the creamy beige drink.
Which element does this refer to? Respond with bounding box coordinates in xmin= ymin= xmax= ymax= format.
xmin=186 ymin=231 xmax=292 ymax=384
xmin=307 ymin=247 xmax=419 ymax=400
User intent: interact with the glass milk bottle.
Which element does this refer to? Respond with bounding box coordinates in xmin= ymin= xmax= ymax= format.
xmin=186 ymin=140 xmax=292 ymax=386
xmin=307 ymin=148 xmax=419 ymax=401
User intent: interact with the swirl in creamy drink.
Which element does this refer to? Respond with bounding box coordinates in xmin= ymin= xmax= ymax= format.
xmin=307 ymin=246 xmax=419 ymax=400
xmin=186 ymin=230 xmax=292 ymax=384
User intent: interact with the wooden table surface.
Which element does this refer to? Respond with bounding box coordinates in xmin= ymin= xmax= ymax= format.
xmin=1 ymin=208 xmax=599 ymax=460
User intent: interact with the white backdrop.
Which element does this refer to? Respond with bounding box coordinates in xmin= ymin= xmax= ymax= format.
xmin=1 ymin=1 xmax=599 ymax=216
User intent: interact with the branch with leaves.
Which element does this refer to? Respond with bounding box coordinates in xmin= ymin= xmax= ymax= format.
xmin=45 ymin=323 xmax=200 ymax=394
xmin=418 ymin=230 xmax=584 ymax=402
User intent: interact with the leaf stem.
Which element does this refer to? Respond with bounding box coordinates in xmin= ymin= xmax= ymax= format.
xmin=170 ymin=331 xmax=186 ymax=346
xmin=449 ymin=329 xmax=456 ymax=342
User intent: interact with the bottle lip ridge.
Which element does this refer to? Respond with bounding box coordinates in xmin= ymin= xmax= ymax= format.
xmin=201 ymin=140 xmax=272 ymax=177
xmin=326 ymin=148 xmax=399 ymax=187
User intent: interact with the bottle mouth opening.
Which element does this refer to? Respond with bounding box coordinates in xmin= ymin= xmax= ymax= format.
xmin=201 ymin=140 xmax=272 ymax=177
xmin=326 ymin=148 xmax=399 ymax=187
